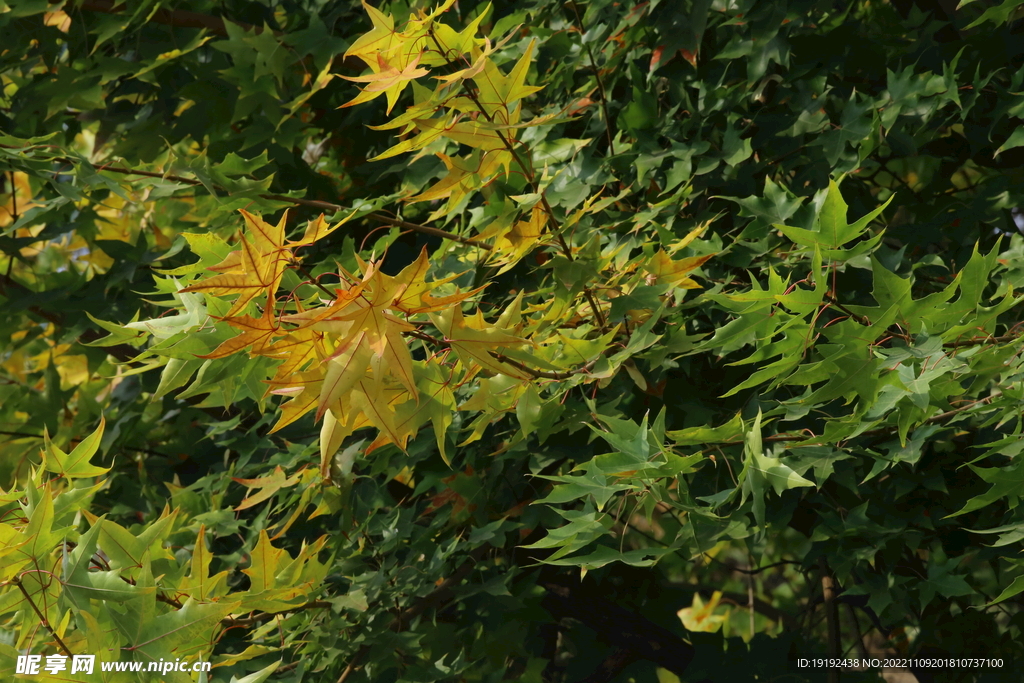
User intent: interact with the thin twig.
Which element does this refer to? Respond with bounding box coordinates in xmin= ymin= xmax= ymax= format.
xmin=223 ymin=600 xmax=332 ymax=628
xmin=823 ymin=294 xmax=871 ymax=327
xmin=425 ymin=30 xmax=610 ymax=332
xmin=0 ymin=145 xmax=489 ymax=250
xmin=402 ymin=330 xmax=585 ymax=380
xmin=567 ymin=1 xmax=616 ymax=156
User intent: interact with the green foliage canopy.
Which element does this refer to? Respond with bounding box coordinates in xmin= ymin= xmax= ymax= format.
xmin=2 ymin=1 xmax=1024 ymax=682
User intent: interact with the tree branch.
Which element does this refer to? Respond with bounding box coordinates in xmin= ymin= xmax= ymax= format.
xmin=818 ymin=557 xmax=840 ymax=683
xmin=540 ymin=577 xmax=695 ymax=679
xmin=78 ymin=0 xmax=251 ymax=37
xmin=0 ymin=145 xmax=490 ymax=249
xmin=223 ymin=600 xmax=332 ymax=628
xmin=336 ymin=545 xmax=490 ymax=683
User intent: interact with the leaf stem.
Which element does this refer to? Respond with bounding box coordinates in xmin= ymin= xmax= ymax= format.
xmin=12 ymin=575 xmax=73 ymax=657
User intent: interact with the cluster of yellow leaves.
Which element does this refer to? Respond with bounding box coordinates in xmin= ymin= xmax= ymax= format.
xmin=343 ymin=0 xmax=549 ymax=268
xmin=179 ymin=210 xmax=540 ymax=473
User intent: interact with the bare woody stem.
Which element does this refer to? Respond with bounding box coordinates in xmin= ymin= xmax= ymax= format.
xmin=818 ymin=557 xmax=841 ymax=683
xmin=403 ymin=330 xmax=583 ymax=380
xmin=823 ymin=294 xmax=871 ymax=327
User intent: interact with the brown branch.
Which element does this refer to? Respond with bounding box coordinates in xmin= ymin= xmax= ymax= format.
xmin=823 ymin=294 xmax=871 ymax=327
xmin=944 ymin=332 xmax=1023 ymax=349
xmin=568 ymin=0 xmax=616 ymax=157
xmin=403 ymin=329 xmax=586 ymax=380
xmin=264 ymin=195 xmax=492 ymax=250
xmin=491 ymin=353 xmax=582 ymax=380
xmin=78 ymin=0 xmax=255 ymax=37
xmin=336 ymin=545 xmax=490 ymax=683
xmin=0 ymin=272 xmax=62 ymax=324
xmin=818 ymin=557 xmax=840 ymax=683
xmin=0 ymin=145 xmax=489 ymax=249
xmin=223 ymin=600 xmax=332 ymax=628
xmin=578 ymin=647 xmax=639 ymax=683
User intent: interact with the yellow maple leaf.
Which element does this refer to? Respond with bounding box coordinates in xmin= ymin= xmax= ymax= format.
xmin=341 ymin=51 xmax=431 ymax=115
xmin=181 ymin=210 xmax=290 ymax=316
xmin=471 ymin=38 xmax=543 ymax=125
xmin=492 ymin=204 xmax=545 ymax=273
xmin=200 ymin=296 xmax=281 ymax=359
xmin=646 ymin=250 xmax=714 ymax=289
xmin=677 ymin=591 xmax=729 ymax=633
xmin=429 ymin=307 xmax=533 ymax=379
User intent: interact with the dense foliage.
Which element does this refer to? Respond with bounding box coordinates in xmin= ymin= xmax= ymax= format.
xmin=3 ymin=1 xmax=1024 ymax=682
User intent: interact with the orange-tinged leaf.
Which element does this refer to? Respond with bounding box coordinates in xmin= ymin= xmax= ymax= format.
xmin=492 ymin=205 xmax=545 ymax=273
xmin=200 ymin=298 xmax=281 ymax=359
xmin=182 ymin=210 xmax=290 ymax=316
xmin=269 ymin=372 xmax=322 ymax=433
xmin=352 ymin=382 xmax=415 ymax=453
xmin=677 ymin=591 xmax=728 ymax=632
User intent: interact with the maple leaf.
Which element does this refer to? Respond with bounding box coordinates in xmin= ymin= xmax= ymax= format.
xmin=344 ymin=1 xmax=403 ymax=66
xmin=407 ymin=152 xmax=479 ymax=207
xmin=492 ymin=204 xmax=545 ymax=274
xmin=646 ymin=250 xmax=714 ymax=289
xmin=181 ymin=210 xmax=290 ymax=316
xmin=268 ymin=368 xmax=323 ymax=433
xmin=471 ymin=38 xmax=543 ymax=124
xmin=341 ymin=52 xmax=431 ymax=115
xmin=287 ymin=211 xmax=360 ymax=247
xmin=677 ymin=591 xmax=729 ymax=633
xmin=352 ymin=380 xmax=417 ymax=453
xmin=41 ymin=417 xmax=109 ymax=480
xmin=388 ymin=247 xmax=481 ymax=314
xmin=124 ymin=279 xmax=207 ymax=340
xmin=200 ymin=296 xmax=281 ymax=359
xmin=429 ymin=306 xmax=533 ymax=379
xmin=263 ymin=328 xmax=323 ymax=388
xmin=233 ymin=465 xmax=301 ymax=511
xmin=316 ymin=331 xmax=374 ymax=421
